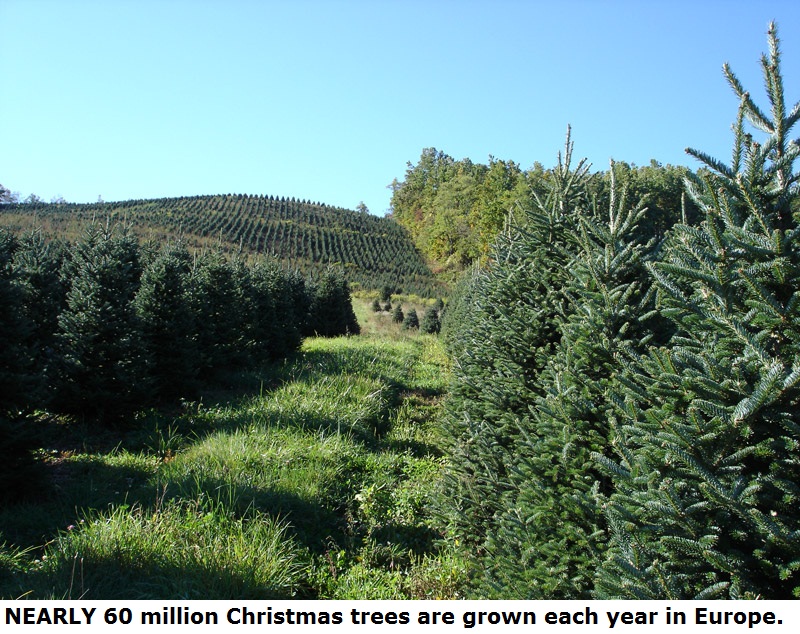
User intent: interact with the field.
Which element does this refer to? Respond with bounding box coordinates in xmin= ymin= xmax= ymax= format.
xmin=0 ymin=300 xmax=467 ymax=599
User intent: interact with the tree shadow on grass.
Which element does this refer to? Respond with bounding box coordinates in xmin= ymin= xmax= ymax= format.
xmin=5 ymin=550 xmax=304 ymax=600
xmin=160 ymin=476 xmax=351 ymax=553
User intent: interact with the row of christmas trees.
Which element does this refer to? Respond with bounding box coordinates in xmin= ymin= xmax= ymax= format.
xmin=441 ymin=24 xmax=800 ymax=599
xmin=1 ymin=223 xmax=359 ymax=425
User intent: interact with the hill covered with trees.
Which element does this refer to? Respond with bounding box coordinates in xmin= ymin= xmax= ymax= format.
xmin=389 ymin=148 xmax=698 ymax=280
xmin=0 ymin=194 xmax=444 ymax=297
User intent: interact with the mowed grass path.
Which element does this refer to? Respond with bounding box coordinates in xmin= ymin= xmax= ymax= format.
xmin=0 ymin=334 xmax=467 ymax=599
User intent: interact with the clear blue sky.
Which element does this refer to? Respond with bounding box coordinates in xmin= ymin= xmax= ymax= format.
xmin=2 ymin=0 xmax=799 ymax=215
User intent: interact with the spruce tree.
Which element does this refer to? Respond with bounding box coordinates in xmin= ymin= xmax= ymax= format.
xmin=391 ymin=303 xmax=404 ymax=324
xmin=597 ymin=23 xmax=800 ymax=599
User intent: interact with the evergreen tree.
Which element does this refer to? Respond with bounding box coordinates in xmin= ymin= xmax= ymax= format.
xmin=134 ymin=242 xmax=199 ymax=402
xmin=391 ymin=303 xmax=404 ymax=324
xmin=53 ymin=224 xmax=145 ymax=421
xmin=306 ymin=267 xmax=360 ymax=337
xmin=11 ymin=232 xmax=67 ymax=409
xmin=484 ymin=164 xmax=665 ymax=598
xmin=597 ymin=23 xmax=800 ymax=599
xmin=190 ymin=251 xmax=251 ymax=379
xmin=0 ymin=229 xmax=31 ymax=414
xmin=371 ymin=298 xmax=381 ymax=312
xmin=248 ymin=260 xmax=307 ymax=360
xmin=440 ymin=131 xmax=592 ymax=558
xmin=420 ymin=306 xmax=441 ymax=334
xmin=402 ymin=307 xmax=419 ymax=330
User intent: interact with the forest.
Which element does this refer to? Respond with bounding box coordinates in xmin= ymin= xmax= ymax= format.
xmin=1 ymin=24 xmax=799 ymax=599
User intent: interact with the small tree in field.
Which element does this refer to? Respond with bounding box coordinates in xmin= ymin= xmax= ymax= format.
xmin=420 ymin=307 xmax=441 ymax=334
xmin=392 ymin=303 xmax=404 ymax=324
xmin=402 ymin=307 xmax=419 ymax=330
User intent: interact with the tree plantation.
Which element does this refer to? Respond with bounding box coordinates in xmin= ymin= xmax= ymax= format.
xmin=1 ymin=24 xmax=799 ymax=600
xmin=0 ymin=194 xmax=444 ymax=298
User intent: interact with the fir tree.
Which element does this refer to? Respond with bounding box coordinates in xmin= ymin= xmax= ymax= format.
xmin=11 ymin=232 xmax=67 ymax=409
xmin=306 ymin=267 xmax=360 ymax=337
xmin=0 ymin=229 xmax=32 ymax=414
xmin=391 ymin=303 xmax=404 ymax=324
xmin=371 ymin=298 xmax=381 ymax=312
xmin=134 ymin=242 xmax=199 ymax=402
xmin=420 ymin=306 xmax=441 ymax=334
xmin=597 ymin=23 xmax=800 ymax=599
xmin=53 ymin=224 xmax=145 ymax=421
xmin=440 ymin=131 xmax=592 ymax=559
xmin=248 ymin=260 xmax=307 ymax=359
xmin=190 ymin=251 xmax=251 ymax=379
xmin=484 ymin=164 xmax=665 ymax=598
xmin=402 ymin=307 xmax=419 ymax=330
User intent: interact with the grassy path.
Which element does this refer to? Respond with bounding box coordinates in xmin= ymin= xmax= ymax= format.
xmin=0 ymin=334 xmax=466 ymax=599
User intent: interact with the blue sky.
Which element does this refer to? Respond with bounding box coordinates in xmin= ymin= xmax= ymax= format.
xmin=2 ymin=0 xmax=799 ymax=215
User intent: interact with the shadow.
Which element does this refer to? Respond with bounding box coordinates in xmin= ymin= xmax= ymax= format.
xmin=0 ymin=452 xmax=158 ymax=551
xmin=4 ymin=550 xmax=305 ymax=599
xmin=381 ymin=438 xmax=442 ymax=459
xmin=159 ymin=476 xmax=351 ymax=553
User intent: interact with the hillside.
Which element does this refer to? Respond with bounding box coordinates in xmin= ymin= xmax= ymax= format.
xmin=0 ymin=194 xmax=444 ymax=297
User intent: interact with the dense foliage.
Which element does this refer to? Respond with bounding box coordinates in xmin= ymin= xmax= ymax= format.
xmin=441 ymin=24 xmax=800 ymax=599
xmin=0 ymin=194 xmax=443 ymax=297
xmin=390 ymin=146 xmax=696 ymax=278
xmin=0 ymin=223 xmax=360 ymax=429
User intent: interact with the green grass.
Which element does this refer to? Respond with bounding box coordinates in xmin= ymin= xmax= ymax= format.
xmin=0 ymin=324 xmax=467 ymax=599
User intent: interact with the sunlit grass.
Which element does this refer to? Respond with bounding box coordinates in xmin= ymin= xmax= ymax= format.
xmin=1 ymin=332 xmax=467 ymax=599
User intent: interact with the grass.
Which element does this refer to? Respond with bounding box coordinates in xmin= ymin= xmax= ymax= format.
xmin=0 ymin=306 xmax=467 ymax=599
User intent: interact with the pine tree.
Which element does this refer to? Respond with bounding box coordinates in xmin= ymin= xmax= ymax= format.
xmin=391 ymin=303 xmax=404 ymax=324
xmin=371 ymin=298 xmax=381 ymax=312
xmin=597 ymin=23 xmax=800 ymax=599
